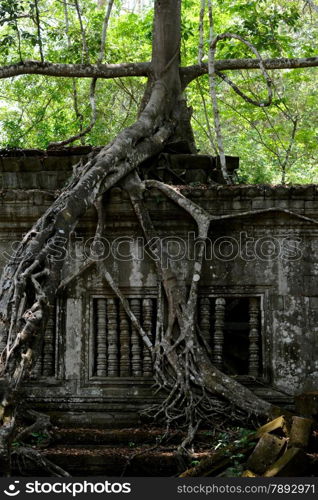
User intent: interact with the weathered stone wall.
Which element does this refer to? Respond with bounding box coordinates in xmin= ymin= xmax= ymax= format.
xmin=0 ymin=150 xmax=317 ymax=425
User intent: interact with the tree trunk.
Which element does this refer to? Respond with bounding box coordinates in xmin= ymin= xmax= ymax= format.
xmin=0 ymin=0 xmax=278 ymax=474
xmin=0 ymin=0 xmax=183 ymax=475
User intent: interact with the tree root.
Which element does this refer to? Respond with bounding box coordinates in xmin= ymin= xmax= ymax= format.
xmin=13 ymin=446 xmax=70 ymax=477
xmin=0 ymin=416 xmax=15 ymax=476
xmin=122 ymin=173 xmax=278 ymax=441
xmin=15 ymin=409 xmax=53 ymax=448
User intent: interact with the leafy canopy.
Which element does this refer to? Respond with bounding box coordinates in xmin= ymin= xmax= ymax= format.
xmin=0 ymin=0 xmax=317 ymax=184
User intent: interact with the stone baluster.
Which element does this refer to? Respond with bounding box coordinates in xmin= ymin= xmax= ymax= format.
xmin=32 ymin=354 xmax=42 ymax=379
xmin=95 ymin=299 xmax=107 ymax=377
xmin=107 ymin=298 xmax=119 ymax=376
xmin=42 ymin=309 xmax=55 ymax=377
xmin=199 ymin=297 xmax=211 ymax=347
xmin=130 ymin=298 xmax=142 ymax=376
xmin=0 ymin=336 xmax=7 ymax=357
xmin=142 ymin=298 xmax=153 ymax=377
xmin=248 ymin=297 xmax=260 ymax=377
xmin=119 ymin=304 xmax=131 ymax=376
xmin=213 ymin=298 xmax=226 ymax=369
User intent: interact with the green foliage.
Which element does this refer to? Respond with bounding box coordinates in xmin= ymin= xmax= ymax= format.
xmin=214 ymin=427 xmax=255 ymax=451
xmin=233 ymin=427 xmax=256 ymax=445
xmin=12 ymin=440 xmax=22 ymax=447
xmin=12 ymin=431 xmax=49 ymax=448
xmin=189 ymin=66 xmax=318 ymax=184
xmin=213 ymin=427 xmax=256 ymax=477
xmin=30 ymin=431 xmax=49 ymax=445
xmin=0 ymin=0 xmax=316 ymax=184
xmin=190 ymin=459 xmax=200 ymax=466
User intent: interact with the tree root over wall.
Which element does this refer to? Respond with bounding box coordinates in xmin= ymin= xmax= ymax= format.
xmin=1 ymin=154 xmax=318 ymax=474
xmin=1 ymin=0 xmax=317 ymax=474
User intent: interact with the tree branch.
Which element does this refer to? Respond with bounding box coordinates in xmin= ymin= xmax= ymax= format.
xmin=280 ymin=116 xmax=299 ymax=185
xmin=47 ymin=77 xmax=97 ymax=148
xmin=63 ymin=0 xmax=85 ymax=142
xmin=198 ymin=0 xmax=206 ymax=64
xmin=74 ymin=0 xmax=90 ymax=64
xmin=48 ymin=0 xmax=115 ymax=147
xmin=303 ymin=0 xmax=318 ymax=13
xmin=195 ymin=79 xmax=218 ymax=154
xmin=207 ymin=7 xmax=231 ymax=184
xmin=182 ymin=56 xmax=318 ymax=85
xmin=98 ymin=0 xmax=114 ymax=63
xmin=34 ymin=0 xmax=44 ymax=63
xmin=1 ymin=56 xmax=317 ymax=81
xmin=0 ymin=61 xmax=151 ymax=79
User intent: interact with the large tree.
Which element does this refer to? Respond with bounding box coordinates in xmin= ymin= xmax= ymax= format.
xmin=0 ymin=0 xmax=317 ymax=475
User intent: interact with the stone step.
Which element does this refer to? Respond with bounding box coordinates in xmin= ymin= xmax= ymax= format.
xmin=54 ymin=427 xmax=215 ymax=446
xmin=13 ymin=427 xmax=215 ymax=476
xmin=31 ymin=445 xmax=211 ymax=477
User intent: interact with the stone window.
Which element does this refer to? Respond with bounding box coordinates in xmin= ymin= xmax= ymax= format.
xmin=31 ymin=304 xmax=57 ymax=378
xmin=92 ymin=297 xmax=156 ymax=378
xmin=198 ymin=296 xmax=262 ymax=377
xmin=31 ymin=294 xmax=262 ymax=381
xmin=91 ymin=294 xmax=262 ymax=380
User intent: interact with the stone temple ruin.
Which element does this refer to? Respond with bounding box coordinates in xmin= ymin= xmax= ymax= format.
xmin=0 ymin=147 xmax=317 ymax=427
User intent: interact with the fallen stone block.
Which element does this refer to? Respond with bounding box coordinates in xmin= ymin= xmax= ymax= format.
xmin=247 ymin=432 xmax=287 ymax=475
xmin=256 ymin=416 xmax=290 ymax=438
xmin=179 ymin=441 xmax=256 ymax=477
xmin=263 ymin=447 xmax=308 ymax=477
xmin=288 ymin=416 xmax=313 ymax=449
xmin=242 ymin=470 xmax=258 ymax=477
xmin=295 ymin=392 xmax=318 ymax=420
